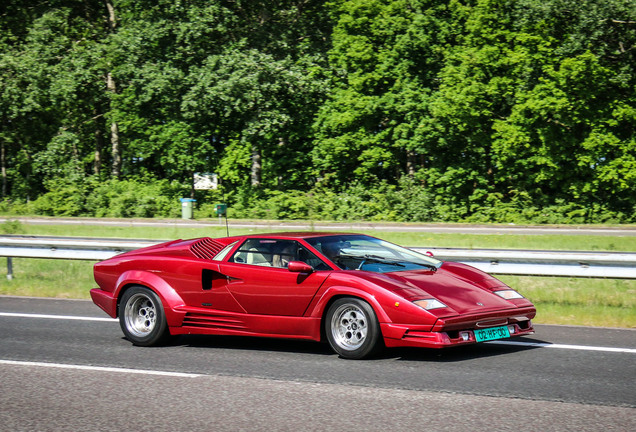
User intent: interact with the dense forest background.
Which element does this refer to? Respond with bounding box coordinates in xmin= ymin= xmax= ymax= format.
xmin=1 ymin=0 xmax=635 ymax=223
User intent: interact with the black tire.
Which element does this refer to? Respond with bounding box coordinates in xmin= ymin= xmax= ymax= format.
xmin=325 ymin=297 xmax=382 ymax=359
xmin=118 ymin=286 xmax=169 ymax=346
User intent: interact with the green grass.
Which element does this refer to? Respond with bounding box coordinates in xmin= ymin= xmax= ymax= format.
xmin=498 ymin=276 xmax=636 ymax=328
xmin=4 ymin=219 xmax=636 ymax=251
xmin=0 ymin=258 xmax=95 ymax=299
xmin=1 ymin=220 xmax=635 ymax=328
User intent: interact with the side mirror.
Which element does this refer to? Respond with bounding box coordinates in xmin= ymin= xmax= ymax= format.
xmin=287 ymin=261 xmax=314 ymax=273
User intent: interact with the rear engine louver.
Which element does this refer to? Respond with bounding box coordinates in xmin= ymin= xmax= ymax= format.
xmin=190 ymin=238 xmax=225 ymax=259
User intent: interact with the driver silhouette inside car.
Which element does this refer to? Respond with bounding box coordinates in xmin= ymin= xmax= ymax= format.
xmin=321 ymin=241 xmax=351 ymax=268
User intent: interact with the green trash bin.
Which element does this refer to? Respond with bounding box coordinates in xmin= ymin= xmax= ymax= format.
xmin=180 ymin=198 xmax=196 ymax=219
xmin=214 ymin=203 xmax=227 ymax=217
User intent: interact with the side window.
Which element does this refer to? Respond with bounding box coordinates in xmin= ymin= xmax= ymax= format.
xmin=298 ymin=246 xmax=331 ymax=271
xmin=230 ymin=239 xmax=277 ymax=267
xmin=229 ymin=239 xmax=330 ymax=270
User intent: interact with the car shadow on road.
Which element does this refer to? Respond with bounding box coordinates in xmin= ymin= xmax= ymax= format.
xmin=171 ymin=334 xmax=335 ymax=356
xmin=167 ymin=334 xmax=549 ymax=361
xmin=384 ymin=336 xmax=551 ymax=362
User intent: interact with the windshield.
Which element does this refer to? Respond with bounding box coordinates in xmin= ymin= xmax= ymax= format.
xmin=306 ymin=235 xmax=442 ymax=273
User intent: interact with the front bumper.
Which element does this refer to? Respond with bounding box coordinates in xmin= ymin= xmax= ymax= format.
xmin=381 ymin=308 xmax=535 ymax=348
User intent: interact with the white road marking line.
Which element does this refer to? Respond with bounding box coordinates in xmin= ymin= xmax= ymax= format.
xmin=0 ymin=312 xmax=117 ymax=322
xmin=486 ymin=340 xmax=636 ymax=354
xmin=0 ymin=359 xmax=201 ymax=378
xmin=2 ymin=312 xmax=635 ymax=354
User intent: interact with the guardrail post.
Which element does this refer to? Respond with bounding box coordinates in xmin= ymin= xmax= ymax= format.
xmin=6 ymin=257 xmax=13 ymax=280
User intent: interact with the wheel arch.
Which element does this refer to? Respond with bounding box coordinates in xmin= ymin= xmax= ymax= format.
xmin=311 ymin=286 xmax=391 ymax=343
xmin=322 ymin=295 xmax=385 ymax=359
xmin=114 ymin=270 xmax=186 ymax=327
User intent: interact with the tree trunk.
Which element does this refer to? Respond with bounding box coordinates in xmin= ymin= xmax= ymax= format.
xmin=104 ymin=0 xmax=117 ymax=31
xmin=21 ymin=144 xmax=32 ymax=202
xmin=251 ymin=146 xmax=262 ymax=187
xmin=93 ymin=120 xmax=103 ymax=176
xmin=109 ymin=120 xmax=121 ymax=177
xmin=1 ymin=141 xmax=6 ymax=198
xmin=406 ymin=149 xmax=416 ymax=177
xmin=104 ymin=1 xmax=121 ymax=178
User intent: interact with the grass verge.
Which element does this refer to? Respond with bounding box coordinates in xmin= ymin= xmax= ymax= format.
xmin=1 ymin=258 xmax=95 ymax=299
xmin=498 ymin=276 xmax=636 ymax=328
xmin=4 ymin=220 xmax=636 ymax=250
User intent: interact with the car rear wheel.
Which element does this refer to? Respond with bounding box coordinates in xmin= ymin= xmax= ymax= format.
xmin=325 ymin=297 xmax=382 ymax=359
xmin=119 ymin=286 xmax=169 ymax=346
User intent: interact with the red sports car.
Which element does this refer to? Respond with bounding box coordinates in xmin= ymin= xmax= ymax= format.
xmin=91 ymin=233 xmax=536 ymax=359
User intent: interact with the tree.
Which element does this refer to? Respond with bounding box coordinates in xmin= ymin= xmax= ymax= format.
xmin=0 ymin=1 xmax=108 ymax=199
xmin=183 ymin=49 xmax=324 ymax=190
xmin=313 ymin=0 xmax=460 ymax=187
xmin=489 ymin=0 xmax=636 ymax=217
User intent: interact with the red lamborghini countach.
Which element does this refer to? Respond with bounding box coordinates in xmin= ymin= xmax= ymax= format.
xmin=91 ymin=233 xmax=536 ymax=359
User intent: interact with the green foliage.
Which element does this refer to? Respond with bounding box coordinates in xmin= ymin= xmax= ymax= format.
xmin=0 ymin=219 xmax=24 ymax=234
xmin=314 ymin=0 xmax=456 ymax=186
xmin=86 ymin=179 xmax=185 ymax=218
xmin=11 ymin=177 xmax=187 ymax=218
xmin=30 ymin=180 xmax=87 ymax=216
xmin=0 ymin=0 xmax=634 ymax=223
xmin=217 ymin=177 xmax=633 ymax=224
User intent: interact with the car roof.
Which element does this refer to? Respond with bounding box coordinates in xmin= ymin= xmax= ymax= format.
xmin=223 ymin=232 xmax=363 ymax=241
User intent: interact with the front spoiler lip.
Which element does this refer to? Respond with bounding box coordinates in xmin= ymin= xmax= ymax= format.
xmin=380 ymin=305 xmax=536 ymax=349
xmin=430 ymin=306 xmax=536 ymax=331
xmin=382 ymin=323 xmax=535 ymax=348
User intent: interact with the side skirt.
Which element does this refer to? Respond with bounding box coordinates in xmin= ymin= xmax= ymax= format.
xmin=168 ymin=307 xmax=322 ymax=341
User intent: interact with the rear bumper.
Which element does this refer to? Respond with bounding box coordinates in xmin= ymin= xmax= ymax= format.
xmin=90 ymin=288 xmax=118 ymax=318
xmin=381 ymin=313 xmax=535 ymax=349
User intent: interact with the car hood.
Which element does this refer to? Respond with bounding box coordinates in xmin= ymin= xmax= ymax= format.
xmin=359 ymin=262 xmax=516 ymax=315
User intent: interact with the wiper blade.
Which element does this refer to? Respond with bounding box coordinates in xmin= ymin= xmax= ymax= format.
xmin=337 ymin=253 xmax=406 ymax=269
xmin=363 ymin=254 xmax=440 ymax=271
xmin=410 ymin=261 xmax=439 ymax=272
xmin=363 ymin=254 xmax=405 ymax=264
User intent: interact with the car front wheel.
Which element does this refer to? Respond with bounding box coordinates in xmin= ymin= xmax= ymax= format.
xmin=119 ymin=286 xmax=169 ymax=346
xmin=325 ymin=297 xmax=382 ymax=359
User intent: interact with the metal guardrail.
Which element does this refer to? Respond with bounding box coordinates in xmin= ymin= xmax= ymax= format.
xmin=412 ymin=248 xmax=636 ymax=278
xmin=1 ymin=235 xmax=636 ymax=279
xmin=0 ymin=236 xmax=157 ymax=261
xmin=0 ymin=236 xmax=158 ymax=280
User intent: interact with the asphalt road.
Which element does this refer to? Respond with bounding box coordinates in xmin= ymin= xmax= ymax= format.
xmin=1 ymin=296 xmax=634 ymax=431
xmin=4 ymin=216 xmax=636 ymax=236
